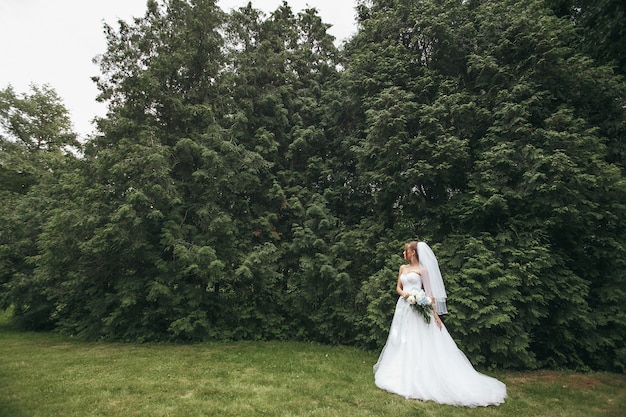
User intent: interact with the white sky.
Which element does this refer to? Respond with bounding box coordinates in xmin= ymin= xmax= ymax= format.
xmin=0 ymin=0 xmax=358 ymax=139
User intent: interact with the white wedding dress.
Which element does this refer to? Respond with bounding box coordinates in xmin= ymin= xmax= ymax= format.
xmin=373 ymin=271 xmax=507 ymax=407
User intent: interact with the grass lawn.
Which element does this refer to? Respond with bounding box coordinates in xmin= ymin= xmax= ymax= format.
xmin=0 ymin=311 xmax=624 ymax=417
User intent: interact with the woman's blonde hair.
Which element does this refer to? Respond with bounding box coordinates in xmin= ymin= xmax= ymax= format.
xmin=407 ymin=241 xmax=419 ymax=261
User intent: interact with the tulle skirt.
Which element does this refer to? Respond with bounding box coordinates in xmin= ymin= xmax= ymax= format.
xmin=373 ymin=297 xmax=507 ymax=407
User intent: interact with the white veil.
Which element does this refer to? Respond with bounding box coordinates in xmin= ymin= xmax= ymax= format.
xmin=417 ymin=241 xmax=448 ymax=315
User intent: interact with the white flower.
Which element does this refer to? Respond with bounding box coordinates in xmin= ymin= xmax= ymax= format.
xmin=406 ymin=287 xmax=434 ymax=324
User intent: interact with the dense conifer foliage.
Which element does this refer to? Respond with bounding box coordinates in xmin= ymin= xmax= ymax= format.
xmin=0 ymin=85 xmax=80 ymax=330
xmin=1 ymin=0 xmax=624 ymax=371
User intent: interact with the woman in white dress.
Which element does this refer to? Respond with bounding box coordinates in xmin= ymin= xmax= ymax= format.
xmin=373 ymin=241 xmax=507 ymax=407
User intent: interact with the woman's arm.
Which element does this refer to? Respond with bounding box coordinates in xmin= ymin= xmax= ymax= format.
xmin=422 ymin=267 xmax=443 ymax=329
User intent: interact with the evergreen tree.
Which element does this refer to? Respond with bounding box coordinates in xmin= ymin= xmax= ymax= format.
xmin=0 ymin=84 xmax=79 ymax=329
xmin=2 ymin=0 xmax=624 ymax=372
xmin=347 ymin=0 xmax=626 ymax=371
xmin=16 ymin=0 xmax=355 ymax=343
xmin=31 ymin=0 xmax=268 ymax=341
xmin=546 ymin=0 xmax=626 ymax=76
xmin=458 ymin=0 xmax=626 ymax=371
xmin=225 ymin=2 xmax=358 ymax=342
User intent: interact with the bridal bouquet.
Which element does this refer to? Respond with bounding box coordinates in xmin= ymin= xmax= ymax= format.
xmin=406 ymin=288 xmax=433 ymax=324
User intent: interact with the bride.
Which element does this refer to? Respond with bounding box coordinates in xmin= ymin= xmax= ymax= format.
xmin=373 ymin=241 xmax=507 ymax=407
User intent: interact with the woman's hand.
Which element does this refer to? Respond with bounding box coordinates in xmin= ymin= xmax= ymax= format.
xmin=434 ymin=314 xmax=442 ymax=330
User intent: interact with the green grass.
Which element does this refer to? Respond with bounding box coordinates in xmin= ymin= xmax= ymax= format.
xmin=0 ymin=310 xmax=624 ymax=417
